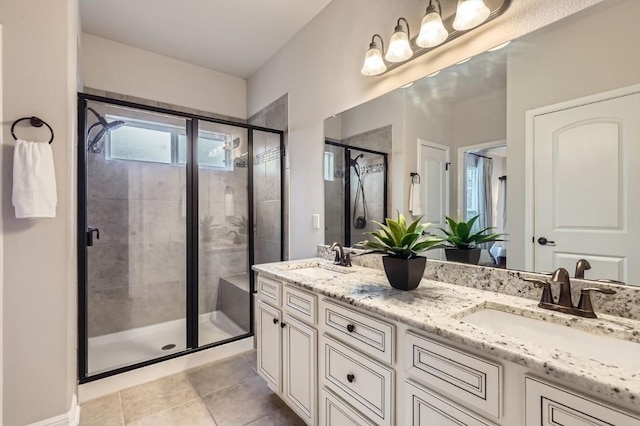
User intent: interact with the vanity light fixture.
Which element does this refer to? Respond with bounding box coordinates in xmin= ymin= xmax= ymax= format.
xmin=416 ymin=0 xmax=449 ymax=48
xmin=385 ymin=18 xmax=413 ymax=63
xmin=360 ymin=0 xmax=510 ymax=76
xmin=361 ymin=34 xmax=387 ymax=76
xmin=452 ymin=0 xmax=491 ymax=30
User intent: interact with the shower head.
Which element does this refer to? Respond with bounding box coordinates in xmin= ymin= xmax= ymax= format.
xmin=350 ymin=153 xmax=364 ymax=167
xmin=86 ymin=107 xmax=126 ymax=152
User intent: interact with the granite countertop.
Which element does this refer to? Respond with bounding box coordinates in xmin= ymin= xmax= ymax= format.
xmin=253 ymin=258 xmax=640 ymax=411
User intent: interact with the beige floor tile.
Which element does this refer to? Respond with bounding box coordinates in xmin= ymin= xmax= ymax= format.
xmin=241 ymin=350 xmax=257 ymax=372
xmin=246 ymin=405 xmax=305 ymax=426
xmin=203 ymin=375 xmax=284 ymax=426
xmin=120 ymin=372 xmax=199 ymax=423
xmin=187 ymin=355 xmax=257 ymax=397
xmin=127 ymin=398 xmax=216 ymax=426
xmin=80 ymin=393 xmax=124 ymax=426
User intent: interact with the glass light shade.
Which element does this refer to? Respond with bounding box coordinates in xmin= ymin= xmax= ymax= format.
xmin=385 ymin=30 xmax=413 ymax=63
xmin=453 ymin=0 xmax=491 ymax=31
xmin=361 ymin=46 xmax=387 ymax=76
xmin=416 ymin=10 xmax=449 ymax=48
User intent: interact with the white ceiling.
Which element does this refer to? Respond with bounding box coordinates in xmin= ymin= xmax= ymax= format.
xmin=80 ymin=0 xmax=332 ymax=79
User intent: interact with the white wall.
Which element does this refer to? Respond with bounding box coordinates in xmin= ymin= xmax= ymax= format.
xmin=0 ymin=0 xmax=79 ymax=425
xmin=81 ymin=33 xmax=247 ymax=119
xmin=248 ymin=0 xmax=604 ymax=259
xmin=506 ymin=0 xmax=640 ymax=270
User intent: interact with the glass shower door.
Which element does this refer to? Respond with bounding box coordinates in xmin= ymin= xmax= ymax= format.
xmin=83 ymin=100 xmax=188 ymax=375
xmin=196 ymin=121 xmax=251 ymax=346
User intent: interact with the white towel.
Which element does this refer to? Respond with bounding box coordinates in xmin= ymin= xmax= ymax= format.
xmin=408 ymin=181 xmax=423 ymax=216
xmin=12 ymin=139 xmax=57 ymax=218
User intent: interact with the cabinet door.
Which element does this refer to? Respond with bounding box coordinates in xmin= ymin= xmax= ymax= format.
xmin=320 ymin=387 xmax=375 ymax=426
xmin=405 ymin=380 xmax=495 ymax=426
xmin=525 ymin=377 xmax=640 ymax=426
xmin=283 ymin=313 xmax=317 ymax=424
xmin=257 ymin=300 xmax=282 ymax=392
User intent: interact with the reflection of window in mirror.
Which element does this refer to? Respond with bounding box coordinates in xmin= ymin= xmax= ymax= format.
xmin=324 ymin=151 xmax=334 ymax=181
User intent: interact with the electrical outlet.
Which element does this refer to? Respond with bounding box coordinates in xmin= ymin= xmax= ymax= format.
xmin=312 ymin=214 xmax=320 ymax=229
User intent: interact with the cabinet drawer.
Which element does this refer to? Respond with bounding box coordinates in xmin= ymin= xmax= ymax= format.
xmin=321 ymin=299 xmax=394 ymax=364
xmin=405 ymin=380 xmax=495 ymax=426
xmin=405 ymin=331 xmax=502 ymax=419
xmin=320 ymin=387 xmax=375 ymax=426
xmin=525 ymin=377 xmax=640 ymax=426
xmin=283 ymin=285 xmax=316 ymax=324
xmin=321 ymin=334 xmax=394 ymax=426
xmin=257 ymin=275 xmax=281 ymax=306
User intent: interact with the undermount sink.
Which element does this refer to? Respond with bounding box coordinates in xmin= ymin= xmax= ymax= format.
xmin=290 ymin=264 xmax=351 ymax=279
xmin=462 ymin=308 xmax=640 ymax=371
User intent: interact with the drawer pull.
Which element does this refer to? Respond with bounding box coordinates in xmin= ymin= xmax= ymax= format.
xmin=346 ymin=324 xmax=355 ymax=333
xmin=347 ymin=374 xmax=355 ymax=383
xmin=272 ymin=318 xmax=279 ymax=325
xmin=281 ymin=322 xmax=287 ymax=328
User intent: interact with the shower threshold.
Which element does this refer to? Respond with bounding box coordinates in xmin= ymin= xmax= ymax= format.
xmin=87 ymin=310 xmax=247 ymax=376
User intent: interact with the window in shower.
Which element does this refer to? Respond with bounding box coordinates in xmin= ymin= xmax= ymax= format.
xmin=323 ymin=141 xmax=388 ymax=247
xmin=78 ymin=94 xmax=284 ymax=381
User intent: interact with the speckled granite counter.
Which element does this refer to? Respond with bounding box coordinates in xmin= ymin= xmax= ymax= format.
xmin=253 ymin=258 xmax=640 ymax=411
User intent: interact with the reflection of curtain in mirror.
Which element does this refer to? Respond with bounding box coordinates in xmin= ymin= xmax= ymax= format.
xmin=491 ymin=178 xmax=507 ymax=259
xmin=477 ymin=157 xmax=493 ymax=249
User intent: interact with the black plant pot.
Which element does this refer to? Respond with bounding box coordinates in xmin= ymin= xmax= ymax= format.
xmin=382 ymin=256 xmax=427 ymax=291
xmin=444 ymin=248 xmax=481 ymax=265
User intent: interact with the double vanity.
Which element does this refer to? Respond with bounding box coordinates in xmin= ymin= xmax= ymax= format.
xmin=253 ymin=255 xmax=640 ymax=425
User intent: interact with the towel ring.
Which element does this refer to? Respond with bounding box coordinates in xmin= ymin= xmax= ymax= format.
xmin=410 ymin=172 xmax=421 ymax=184
xmin=11 ymin=116 xmax=54 ymax=144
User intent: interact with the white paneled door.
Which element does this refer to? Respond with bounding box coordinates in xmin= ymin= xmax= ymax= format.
xmin=418 ymin=140 xmax=449 ymax=261
xmin=533 ymin=91 xmax=640 ymax=284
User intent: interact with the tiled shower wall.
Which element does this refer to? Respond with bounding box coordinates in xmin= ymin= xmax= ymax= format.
xmin=249 ymin=94 xmax=288 ymax=262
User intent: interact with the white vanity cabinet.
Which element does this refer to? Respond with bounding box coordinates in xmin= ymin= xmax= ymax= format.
xmin=256 ymin=276 xmax=318 ymax=425
xmin=255 ymin=272 xmax=640 ymax=426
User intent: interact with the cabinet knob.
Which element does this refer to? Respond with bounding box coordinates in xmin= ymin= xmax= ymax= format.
xmin=346 ymin=324 xmax=355 ymax=333
xmin=280 ymin=322 xmax=287 ymax=328
xmin=272 ymin=318 xmax=279 ymax=325
xmin=346 ymin=374 xmax=355 ymax=383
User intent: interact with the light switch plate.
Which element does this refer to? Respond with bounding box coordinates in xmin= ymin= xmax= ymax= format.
xmin=312 ymin=214 xmax=320 ymax=229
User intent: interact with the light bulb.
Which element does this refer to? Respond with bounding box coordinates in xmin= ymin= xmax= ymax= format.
xmin=453 ymin=0 xmax=490 ymax=31
xmin=361 ymin=43 xmax=387 ymax=76
xmin=416 ymin=4 xmax=449 ymax=48
xmin=385 ymin=22 xmax=413 ymax=63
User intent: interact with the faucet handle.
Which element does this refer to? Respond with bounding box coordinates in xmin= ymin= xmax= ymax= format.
xmin=523 ymin=278 xmax=554 ymax=304
xmin=577 ymin=287 xmax=617 ymax=317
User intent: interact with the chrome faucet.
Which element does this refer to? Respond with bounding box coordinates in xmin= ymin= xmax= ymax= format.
xmin=574 ymin=258 xmax=591 ymax=279
xmin=524 ymin=267 xmax=616 ymax=318
xmin=329 ymin=242 xmax=352 ymax=267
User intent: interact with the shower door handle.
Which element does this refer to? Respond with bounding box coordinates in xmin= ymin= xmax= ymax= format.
xmin=87 ymin=227 xmax=100 ymax=246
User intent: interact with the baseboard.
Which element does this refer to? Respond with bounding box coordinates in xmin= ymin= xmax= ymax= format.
xmin=28 ymin=395 xmax=80 ymax=426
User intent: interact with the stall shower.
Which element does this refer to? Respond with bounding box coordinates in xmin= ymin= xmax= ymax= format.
xmin=324 ymin=141 xmax=387 ymax=247
xmin=78 ymin=95 xmax=283 ymax=380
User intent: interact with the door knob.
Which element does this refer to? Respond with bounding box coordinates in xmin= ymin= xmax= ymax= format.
xmin=537 ymin=237 xmax=556 ymax=246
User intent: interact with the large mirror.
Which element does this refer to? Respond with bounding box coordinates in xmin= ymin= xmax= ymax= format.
xmin=324 ymin=0 xmax=640 ymax=286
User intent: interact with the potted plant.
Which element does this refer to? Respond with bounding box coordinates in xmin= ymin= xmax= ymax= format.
xmin=356 ymin=212 xmax=444 ymax=291
xmin=438 ymin=215 xmax=506 ymax=265
xmin=200 ymin=215 xmax=215 ymax=242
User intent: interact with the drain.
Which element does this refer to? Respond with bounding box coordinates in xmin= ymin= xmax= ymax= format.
xmin=162 ymin=344 xmax=176 ymax=350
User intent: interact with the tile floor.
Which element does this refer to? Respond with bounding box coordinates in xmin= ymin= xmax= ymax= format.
xmin=79 ymin=350 xmax=305 ymax=426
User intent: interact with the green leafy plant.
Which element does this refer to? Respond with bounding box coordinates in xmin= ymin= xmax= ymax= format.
xmin=439 ymin=215 xmax=506 ymax=249
xmin=356 ymin=212 xmax=444 ymax=259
